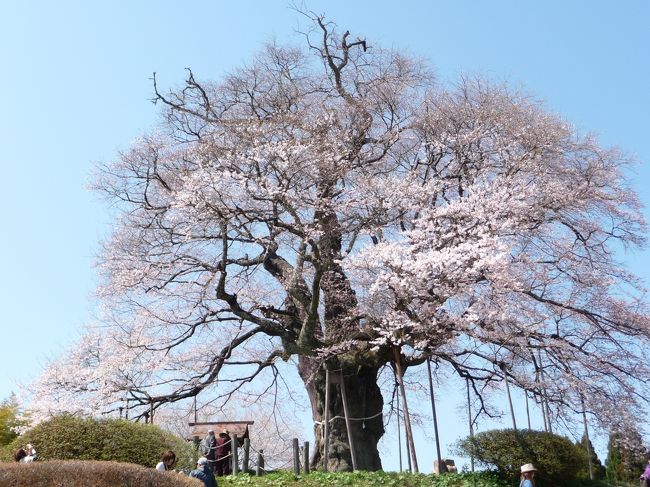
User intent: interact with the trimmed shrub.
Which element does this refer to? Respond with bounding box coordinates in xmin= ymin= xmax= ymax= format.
xmin=457 ymin=428 xmax=589 ymax=486
xmin=0 ymin=415 xmax=195 ymax=470
xmin=0 ymin=460 xmax=202 ymax=487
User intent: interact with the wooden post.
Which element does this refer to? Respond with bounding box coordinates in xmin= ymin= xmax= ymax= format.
xmin=392 ymin=346 xmax=419 ymax=473
xmin=426 ymin=358 xmax=443 ymax=473
xmin=193 ymin=435 xmax=200 ymax=452
xmin=581 ymin=395 xmax=594 ymax=480
xmin=323 ymin=367 xmax=330 ymax=472
xmin=232 ymin=433 xmax=239 ymax=475
xmin=501 ymin=364 xmax=517 ymax=431
xmin=256 ymin=449 xmax=264 ymax=476
xmin=339 ymin=370 xmax=358 ymax=471
xmin=243 ymin=438 xmax=250 ymax=473
xmin=466 ymin=378 xmax=475 ymax=472
xmin=149 ymin=400 xmax=154 ymax=425
xmin=303 ymin=441 xmax=310 ymax=474
xmin=293 ymin=438 xmax=300 ymax=474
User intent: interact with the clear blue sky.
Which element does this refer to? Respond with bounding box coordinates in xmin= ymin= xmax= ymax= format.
xmin=1 ymin=0 xmax=648 ymax=472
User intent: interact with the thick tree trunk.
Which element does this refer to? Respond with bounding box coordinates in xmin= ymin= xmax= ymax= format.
xmin=299 ymin=356 xmax=384 ymax=471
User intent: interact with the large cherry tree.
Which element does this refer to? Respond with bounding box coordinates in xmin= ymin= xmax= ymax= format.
xmin=27 ymin=16 xmax=649 ymax=471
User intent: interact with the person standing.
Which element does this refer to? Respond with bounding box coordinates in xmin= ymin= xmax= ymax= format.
xmin=200 ymin=429 xmax=218 ymax=472
xmin=215 ymin=429 xmax=232 ymax=476
xmin=156 ymin=450 xmax=177 ymax=471
xmin=190 ymin=457 xmax=218 ymax=487
xmin=14 ymin=448 xmax=27 ymax=462
xmin=520 ymin=463 xmax=536 ymax=487
xmin=640 ymin=458 xmax=650 ymax=487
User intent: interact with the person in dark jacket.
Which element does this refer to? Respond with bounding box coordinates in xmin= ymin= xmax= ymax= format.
xmin=190 ymin=457 xmax=218 ymax=487
xmin=215 ymin=429 xmax=232 ymax=476
xmin=14 ymin=448 xmax=27 ymax=462
xmin=640 ymin=458 xmax=650 ymax=487
xmin=200 ymin=429 xmax=218 ymax=472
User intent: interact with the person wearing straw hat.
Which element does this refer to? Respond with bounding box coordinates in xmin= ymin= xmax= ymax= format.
xmin=520 ymin=463 xmax=536 ymax=487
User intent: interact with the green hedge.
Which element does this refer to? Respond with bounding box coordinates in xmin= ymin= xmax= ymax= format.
xmin=457 ymin=428 xmax=589 ymax=486
xmin=0 ymin=460 xmax=202 ymax=487
xmin=0 ymin=415 xmax=196 ymax=470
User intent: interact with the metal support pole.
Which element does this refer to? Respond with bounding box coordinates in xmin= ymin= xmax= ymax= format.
xmin=426 ymin=358 xmax=443 ymax=473
xmin=340 ymin=370 xmax=358 ymax=471
xmin=392 ymin=346 xmax=419 ymax=473
xmin=194 ymin=396 xmax=198 ymax=423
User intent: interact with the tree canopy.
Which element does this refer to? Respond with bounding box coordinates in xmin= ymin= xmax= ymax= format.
xmin=24 ymin=14 xmax=649 ymax=470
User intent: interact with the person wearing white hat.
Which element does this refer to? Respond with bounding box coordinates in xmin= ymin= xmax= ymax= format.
xmin=519 ymin=463 xmax=536 ymax=487
xmin=200 ymin=429 xmax=218 ymax=473
xmin=189 ymin=456 xmax=218 ymax=487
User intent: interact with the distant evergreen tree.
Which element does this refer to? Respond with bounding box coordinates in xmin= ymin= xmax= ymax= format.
xmin=605 ymin=431 xmax=647 ymax=482
xmin=0 ymin=394 xmax=26 ymax=446
xmin=576 ymin=432 xmax=605 ymax=480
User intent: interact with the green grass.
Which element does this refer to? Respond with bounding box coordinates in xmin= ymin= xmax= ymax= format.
xmin=219 ymin=471 xmax=510 ymax=487
xmin=218 ymin=471 xmax=629 ymax=487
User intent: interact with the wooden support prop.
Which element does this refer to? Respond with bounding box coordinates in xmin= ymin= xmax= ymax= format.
xmin=293 ymin=438 xmax=300 ymax=475
xmin=396 ymin=375 xmax=403 ymax=472
xmin=538 ymin=350 xmax=553 ymax=433
xmin=256 ymin=449 xmax=264 ymax=476
xmin=243 ymin=438 xmax=250 ymax=473
xmin=466 ymin=378 xmax=475 ymax=473
xmin=323 ymin=367 xmax=330 ymax=472
xmin=303 ymin=441 xmax=310 ymax=474
xmin=502 ymin=364 xmax=517 ymax=431
xmin=339 ymin=370 xmax=358 ymax=471
xmin=426 ymin=358 xmax=443 ymax=473
xmin=232 ymin=433 xmax=239 ymax=475
xmin=392 ymin=346 xmax=418 ymax=473
xmin=581 ymin=395 xmax=594 ymax=480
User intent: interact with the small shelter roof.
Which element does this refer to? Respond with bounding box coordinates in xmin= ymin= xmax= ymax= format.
xmin=187 ymin=421 xmax=254 ymax=446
